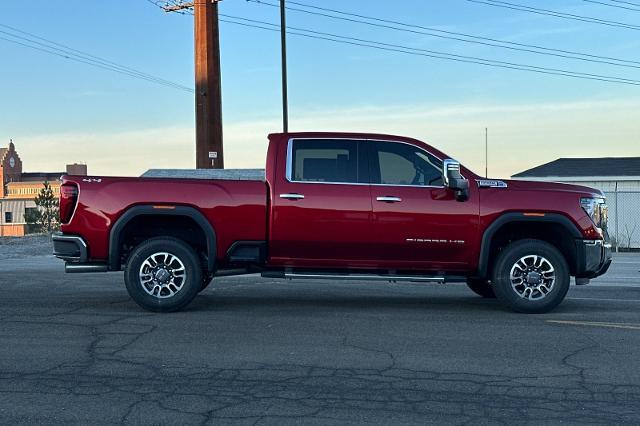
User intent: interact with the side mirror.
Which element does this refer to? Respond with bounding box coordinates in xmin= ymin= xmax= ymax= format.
xmin=443 ymin=159 xmax=469 ymax=202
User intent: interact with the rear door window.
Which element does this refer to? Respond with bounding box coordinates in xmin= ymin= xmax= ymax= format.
xmin=289 ymin=139 xmax=367 ymax=184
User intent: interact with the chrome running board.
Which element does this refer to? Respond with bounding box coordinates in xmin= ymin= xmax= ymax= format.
xmin=65 ymin=263 xmax=109 ymax=273
xmin=262 ymin=271 xmax=465 ymax=283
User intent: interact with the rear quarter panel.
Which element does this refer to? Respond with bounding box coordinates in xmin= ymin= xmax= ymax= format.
xmin=60 ymin=176 xmax=268 ymax=262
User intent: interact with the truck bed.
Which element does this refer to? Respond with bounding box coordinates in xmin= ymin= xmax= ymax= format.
xmin=142 ymin=169 xmax=266 ymax=181
xmin=60 ymin=174 xmax=268 ymax=263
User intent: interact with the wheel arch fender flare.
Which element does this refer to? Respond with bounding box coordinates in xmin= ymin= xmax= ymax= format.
xmin=477 ymin=212 xmax=582 ymax=279
xmin=108 ymin=205 xmax=217 ymax=272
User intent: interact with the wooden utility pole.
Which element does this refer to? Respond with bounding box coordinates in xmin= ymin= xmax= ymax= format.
xmin=163 ymin=0 xmax=224 ymax=169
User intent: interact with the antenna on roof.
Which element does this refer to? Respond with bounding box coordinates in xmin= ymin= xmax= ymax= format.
xmin=485 ymin=128 xmax=488 ymax=178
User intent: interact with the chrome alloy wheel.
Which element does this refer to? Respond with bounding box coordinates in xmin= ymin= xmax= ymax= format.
xmin=139 ymin=252 xmax=187 ymax=299
xmin=509 ymin=255 xmax=556 ymax=301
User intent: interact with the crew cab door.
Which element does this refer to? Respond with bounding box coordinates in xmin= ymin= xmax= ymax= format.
xmin=269 ymin=138 xmax=374 ymax=268
xmin=368 ymin=140 xmax=479 ymax=270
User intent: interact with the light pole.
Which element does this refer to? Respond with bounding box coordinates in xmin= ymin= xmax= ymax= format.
xmin=280 ymin=0 xmax=289 ymax=133
xmin=485 ymin=127 xmax=488 ymax=178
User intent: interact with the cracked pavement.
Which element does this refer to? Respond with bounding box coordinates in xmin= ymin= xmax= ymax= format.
xmin=1 ymin=254 xmax=639 ymax=424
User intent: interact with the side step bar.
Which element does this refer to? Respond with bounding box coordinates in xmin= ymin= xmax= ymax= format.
xmin=214 ymin=268 xmax=255 ymax=278
xmin=262 ymin=271 xmax=465 ymax=283
xmin=65 ymin=263 xmax=109 ymax=273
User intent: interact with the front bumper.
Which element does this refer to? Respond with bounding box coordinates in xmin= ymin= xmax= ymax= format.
xmin=575 ymin=239 xmax=612 ymax=279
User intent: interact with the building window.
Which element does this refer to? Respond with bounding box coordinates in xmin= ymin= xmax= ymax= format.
xmin=5 ymin=212 xmax=13 ymax=223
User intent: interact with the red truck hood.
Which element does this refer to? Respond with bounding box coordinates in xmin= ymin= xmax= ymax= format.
xmin=499 ymin=179 xmax=604 ymax=197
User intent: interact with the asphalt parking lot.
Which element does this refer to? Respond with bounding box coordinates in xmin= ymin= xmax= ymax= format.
xmin=1 ymin=244 xmax=639 ymax=424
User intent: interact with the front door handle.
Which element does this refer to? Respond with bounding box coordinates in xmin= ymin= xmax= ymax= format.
xmin=376 ymin=196 xmax=402 ymax=203
xmin=280 ymin=193 xmax=305 ymax=200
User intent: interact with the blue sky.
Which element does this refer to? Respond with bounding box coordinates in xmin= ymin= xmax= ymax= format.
xmin=0 ymin=0 xmax=639 ymax=177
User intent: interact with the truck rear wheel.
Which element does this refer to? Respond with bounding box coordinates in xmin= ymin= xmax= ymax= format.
xmin=491 ymin=239 xmax=570 ymax=314
xmin=124 ymin=237 xmax=202 ymax=312
xmin=466 ymin=278 xmax=496 ymax=298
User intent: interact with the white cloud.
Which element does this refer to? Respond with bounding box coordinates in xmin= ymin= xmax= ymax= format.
xmin=9 ymin=99 xmax=640 ymax=179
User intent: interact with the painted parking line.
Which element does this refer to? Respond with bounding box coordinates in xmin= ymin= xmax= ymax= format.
xmin=593 ymin=277 xmax=640 ymax=280
xmin=568 ymin=297 xmax=640 ymax=303
xmin=592 ymin=278 xmax=640 ymax=282
xmin=547 ymin=320 xmax=640 ymax=330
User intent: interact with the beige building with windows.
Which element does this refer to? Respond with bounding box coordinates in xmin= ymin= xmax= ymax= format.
xmin=0 ymin=140 xmax=87 ymax=236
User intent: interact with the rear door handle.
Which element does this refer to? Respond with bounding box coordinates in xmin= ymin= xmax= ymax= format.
xmin=376 ymin=196 xmax=402 ymax=203
xmin=280 ymin=193 xmax=305 ymax=200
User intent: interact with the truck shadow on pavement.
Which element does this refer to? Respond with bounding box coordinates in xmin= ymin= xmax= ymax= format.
xmin=193 ymin=294 xmax=503 ymax=313
xmin=64 ymin=276 xmax=610 ymax=316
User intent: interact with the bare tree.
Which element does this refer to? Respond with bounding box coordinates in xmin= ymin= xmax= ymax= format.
xmin=620 ymin=222 xmax=638 ymax=249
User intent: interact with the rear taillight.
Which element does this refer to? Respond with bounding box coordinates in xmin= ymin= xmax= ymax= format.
xmin=59 ymin=183 xmax=79 ymax=223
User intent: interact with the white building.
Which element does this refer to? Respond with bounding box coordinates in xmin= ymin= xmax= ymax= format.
xmin=513 ymin=157 xmax=640 ymax=249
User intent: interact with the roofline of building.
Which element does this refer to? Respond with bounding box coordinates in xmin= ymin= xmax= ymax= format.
xmin=5 ymin=181 xmax=60 ymax=186
xmin=20 ymin=172 xmax=64 ymax=176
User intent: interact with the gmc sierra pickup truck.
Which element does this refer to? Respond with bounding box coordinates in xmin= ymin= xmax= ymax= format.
xmin=53 ymin=132 xmax=611 ymax=313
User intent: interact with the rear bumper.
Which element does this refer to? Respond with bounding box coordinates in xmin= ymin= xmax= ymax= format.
xmin=575 ymin=239 xmax=612 ymax=279
xmin=53 ymin=232 xmax=109 ymax=273
xmin=52 ymin=232 xmax=88 ymax=262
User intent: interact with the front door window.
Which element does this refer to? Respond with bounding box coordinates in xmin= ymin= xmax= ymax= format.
xmin=373 ymin=142 xmax=443 ymax=187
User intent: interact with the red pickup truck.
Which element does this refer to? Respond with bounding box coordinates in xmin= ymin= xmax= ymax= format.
xmin=53 ymin=132 xmax=611 ymax=313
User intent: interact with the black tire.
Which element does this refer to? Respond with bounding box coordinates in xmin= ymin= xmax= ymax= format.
xmin=466 ymin=278 xmax=496 ymax=298
xmin=200 ymin=274 xmax=214 ymax=292
xmin=124 ymin=237 xmax=202 ymax=312
xmin=492 ymin=239 xmax=570 ymax=314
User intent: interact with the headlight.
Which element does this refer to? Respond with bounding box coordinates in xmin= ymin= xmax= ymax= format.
xmin=580 ymin=197 xmax=597 ymax=218
xmin=580 ymin=197 xmax=608 ymax=231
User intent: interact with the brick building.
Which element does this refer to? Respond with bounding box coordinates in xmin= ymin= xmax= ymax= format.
xmin=0 ymin=140 xmax=87 ymax=236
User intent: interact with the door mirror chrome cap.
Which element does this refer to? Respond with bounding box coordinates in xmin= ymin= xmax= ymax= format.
xmin=443 ymin=159 xmax=469 ymax=202
xmin=443 ymin=159 xmax=461 ymax=187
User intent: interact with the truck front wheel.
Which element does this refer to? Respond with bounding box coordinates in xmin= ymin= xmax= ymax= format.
xmin=491 ymin=239 xmax=570 ymax=314
xmin=124 ymin=237 xmax=202 ymax=312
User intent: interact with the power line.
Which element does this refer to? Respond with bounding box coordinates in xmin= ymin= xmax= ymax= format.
xmin=146 ymin=0 xmax=640 ymax=86
xmin=0 ymin=34 xmax=194 ymax=93
xmin=0 ymin=34 xmax=190 ymax=92
xmin=582 ymin=0 xmax=640 ymax=11
xmin=0 ymin=26 xmax=194 ymax=93
xmin=465 ymin=0 xmax=640 ymax=30
xmin=609 ymin=0 xmax=640 ymax=6
xmin=147 ymin=0 xmax=195 ymax=15
xmin=218 ymin=14 xmax=640 ymax=86
xmin=248 ymin=0 xmax=640 ymax=69
xmin=0 ymin=23 xmax=193 ymax=93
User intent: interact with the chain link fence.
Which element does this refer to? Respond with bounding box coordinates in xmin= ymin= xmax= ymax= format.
xmin=603 ymin=190 xmax=640 ymax=250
